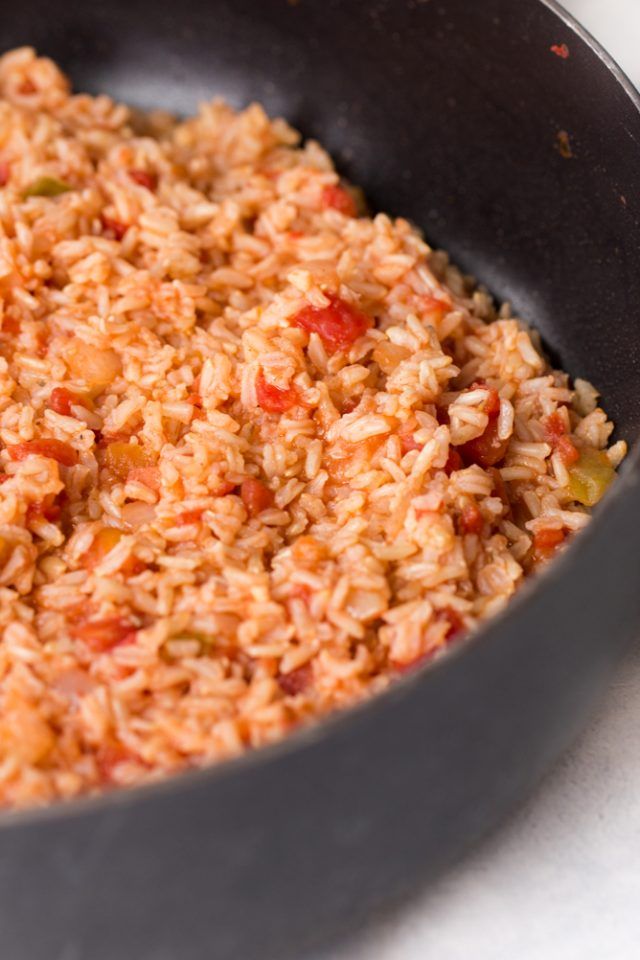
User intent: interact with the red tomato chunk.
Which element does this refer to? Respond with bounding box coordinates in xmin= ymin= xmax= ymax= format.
xmin=400 ymin=433 xmax=422 ymax=454
xmin=460 ymin=502 xmax=483 ymax=534
xmin=458 ymin=418 xmax=509 ymax=469
xmin=71 ymin=617 xmax=137 ymax=652
xmin=468 ymin=381 xmax=501 ymax=418
xmin=543 ymin=412 xmax=579 ymax=466
xmin=241 ymin=478 xmax=274 ymax=517
xmin=422 ymin=294 xmax=451 ymax=322
xmin=2 ymin=315 xmax=20 ymax=335
xmin=278 ymin=663 xmax=311 ymax=696
xmin=341 ymin=396 xmax=360 ymax=415
xmin=212 ymin=480 xmax=236 ymax=497
xmin=533 ymin=527 xmax=566 ymax=561
xmin=48 ymin=387 xmax=85 ymax=417
xmin=8 ymin=438 xmax=78 ymax=466
xmin=436 ymin=606 xmax=465 ymax=641
xmin=129 ymin=169 xmax=158 ymax=191
xmin=444 ymin=448 xmax=463 ymax=475
xmin=482 ymin=387 xmax=501 ymax=419
xmin=321 ymin=184 xmax=357 ymax=217
xmin=102 ymin=215 xmax=128 ymax=240
xmin=256 ymin=370 xmax=298 ymax=413
xmin=98 ymin=742 xmax=136 ymax=783
xmin=543 ymin=410 xmax=566 ymax=443
xmin=293 ymin=293 xmax=371 ymax=352
xmin=555 ymin=435 xmax=580 ymax=466
xmin=534 ymin=527 xmax=565 ymax=550
xmin=175 ymin=509 xmax=203 ymax=526
xmin=454 ymin=384 xmax=508 ymax=469
xmin=27 ymin=496 xmax=61 ymax=523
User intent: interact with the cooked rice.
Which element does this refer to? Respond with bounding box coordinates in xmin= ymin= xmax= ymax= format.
xmin=0 ymin=48 xmax=625 ymax=808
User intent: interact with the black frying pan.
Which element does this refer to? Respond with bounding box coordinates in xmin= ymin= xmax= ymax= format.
xmin=1 ymin=2 xmax=639 ymax=959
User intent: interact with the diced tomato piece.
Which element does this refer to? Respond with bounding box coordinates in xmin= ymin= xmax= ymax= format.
xmin=8 ymin=438 xmax=78 ymax=466
xmin=70 ymin=617 xmax=137 ymax=652
xmin=422 ymin=295 xmax=451 ymax=323
xmin=101 ymin=215 xmax=128 ymax=240
xmin=35 ymin=328 xmax=49 ymax=358
xmin=129 ymin=169 xmax=157 ymax=191
xmin=26 ymin=495 xmax=61 ymax=523
xmin=256 ymin=370 xmax=298 ymax=413
xmin=1 ymin=314 xmax=20 ymax=335
xmin=468 ymin=380 xmax=501 ymax=418
xmin=543 ymin=411 xmax=579 ymax=465
xmin=48 ymin=387 xmax=86 ymax=417
xmin=550 ymin=43 xmax=570 ymax=59
xmin=185 ymin=375 xmax=202 ymax=409
xmin=174 ymin=508 xmax=203 ymax=526
xmin=40 ymin=499 xmax=62 ymax=522
xmin=458 ymin=418 xmax=509 ymax=469
xmin=0 ymin=162 xmax=10 ymax=187
xmin=435 ymin=606 xmax=465 ymax=641
xmin=127 ymin=466 xmax=161 ymax=492
xmin=293 ymin=293 xmax=371 ymax=352
xmin=241 ymin=478 xmax=274 ymax=518
xmin=556 ymin=434 xmax=580 ymax=466
xmin=444 ymin=448 xmax=463 ymax=475
xmin=532 ymin=526 xmax=566 ymax=561
xmin=435 ymin=403 xmax=450 ymax=426
xmin=97 ymin=741 xmax=136 ymax=783
xmin=543 ymin=410 xmax=566 ymax=443
xmin=321 ymin=184 xmax=357 ymax=217
xmin=460 ymin=501 xmax=483 ymax=534
xmin=278 ymin=663 xmax=311 ymax=696
xmin=341 ymin=397 xmax=360 ymax=414
xmin=484 ymin=388 xmax=501 ymax=419
xmin=0 ymin=474 xmax=8 ymax=484
xmin=212 ymin=479 xmax=236 ymax=497
xmin=123 ymin=557 xmax=147 ymax=576
xmin=400 ymin=433 xmax=422 ymax=454
xmin=533 ymin=527 xmax=565 ymax=550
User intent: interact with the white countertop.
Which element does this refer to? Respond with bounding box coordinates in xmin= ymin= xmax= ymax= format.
xmin=320 ymin=4 xmax=640 ymax=959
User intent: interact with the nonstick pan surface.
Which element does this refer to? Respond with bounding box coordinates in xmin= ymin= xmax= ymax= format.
xmin=0 ymin=2 xmax=639 ymax=959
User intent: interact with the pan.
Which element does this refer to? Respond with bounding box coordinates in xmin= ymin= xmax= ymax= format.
xmin=0 ymin=1 xmax=639 ymax=958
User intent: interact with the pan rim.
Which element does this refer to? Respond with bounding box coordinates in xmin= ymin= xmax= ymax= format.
xmin=0 ymin=0 xmax=638 ymax=831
